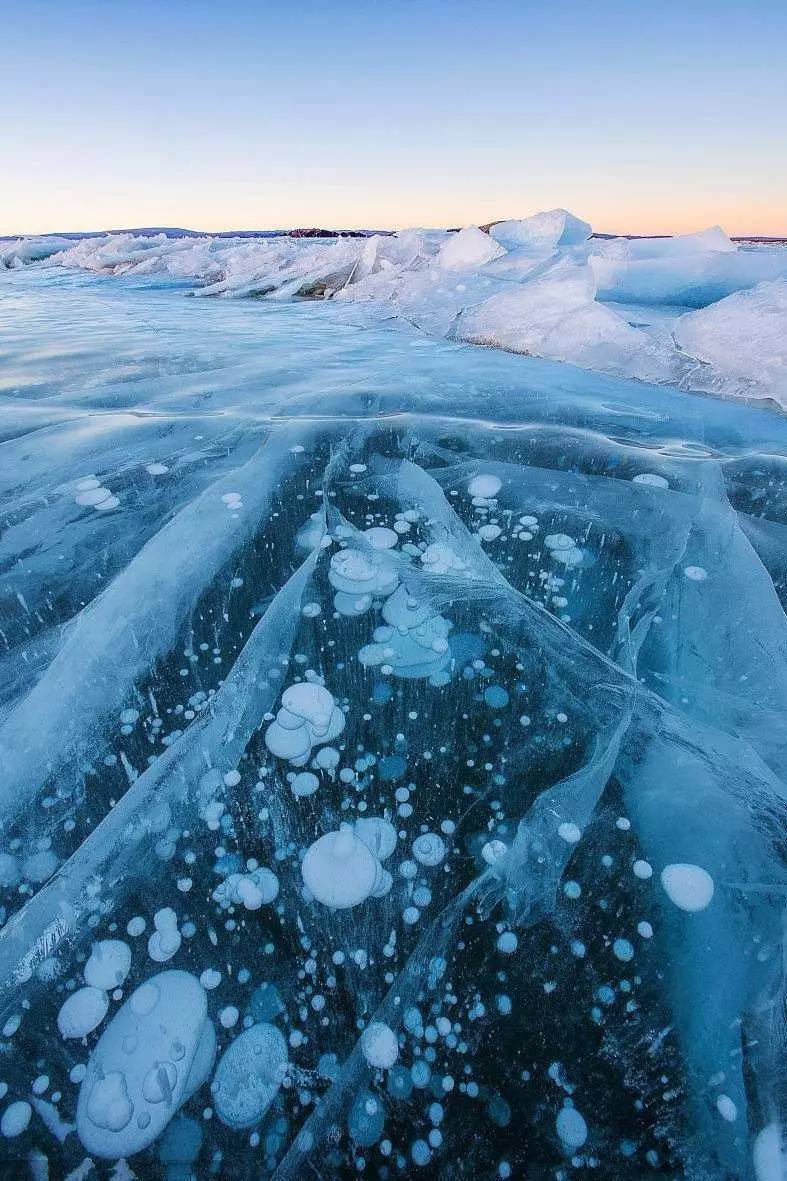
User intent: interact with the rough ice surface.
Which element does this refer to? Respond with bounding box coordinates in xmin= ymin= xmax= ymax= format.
xmin=3 ymin=209 xmax=787 ymax=405
xmin=0 ymin=246 xmax=786 ymax=1180
xmin=673 ymin=279 xmax=787 ymax=404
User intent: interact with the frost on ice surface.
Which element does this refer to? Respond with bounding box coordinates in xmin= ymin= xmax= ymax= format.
xmin=1 ymin=256 xmax=787 ymax=1181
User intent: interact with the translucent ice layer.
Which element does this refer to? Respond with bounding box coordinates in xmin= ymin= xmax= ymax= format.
xmin=4 ymin=209 xmax=787 ymax=405
xmin=0 ymin=264 xmax=786 ymax=1180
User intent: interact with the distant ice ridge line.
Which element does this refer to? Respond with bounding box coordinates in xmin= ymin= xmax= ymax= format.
xmin=2 ymin=208 xmax=786 ymax=407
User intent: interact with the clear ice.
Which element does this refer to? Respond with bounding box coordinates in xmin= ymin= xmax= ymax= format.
xmin=1 ymin=231 xmax=787 ymax=1180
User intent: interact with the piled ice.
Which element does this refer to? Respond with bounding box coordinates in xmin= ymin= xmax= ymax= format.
xmin=674 ymin=278 xmax=787 ymax=403
xmin=6 ymin=210 xmax=787 ymax=404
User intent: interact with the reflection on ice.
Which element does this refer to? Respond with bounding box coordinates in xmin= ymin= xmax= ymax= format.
xmin=0 ymin=263 xmax=786 ymax=1179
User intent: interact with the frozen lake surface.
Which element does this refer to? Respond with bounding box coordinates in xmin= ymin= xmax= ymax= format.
xmin=1 ymin=266 xmax=787 ymax=1179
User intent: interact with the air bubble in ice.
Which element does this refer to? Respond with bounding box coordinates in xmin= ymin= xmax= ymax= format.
xmin=660 ymin=863 xmax=715 ymax=912
xmin=302 ymin=824 xmax=380 ymax=908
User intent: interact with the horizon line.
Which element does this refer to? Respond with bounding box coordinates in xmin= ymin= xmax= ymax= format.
xmin=3 ymin=223 xmax=787 ymax=244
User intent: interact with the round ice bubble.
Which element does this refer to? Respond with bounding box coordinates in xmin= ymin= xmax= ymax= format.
xmin=371 ymin=867 xmax=393 ymax=897
xmin=632 ymin=472 xmax=669 ymax=489
xmin=354 ymin=816 xmax=398 ymax=862
xmin=1 ymin=1101 xmax=32 ymax=1138
xmin=291 ymin=771 xmax=319 ymax=798
xmin=412 ymin=833 xmax=446 ymax=867
xmin=302 ymin=825 xmax=380 ymax=908
xmin=58 ymin=987 xmax=109 ymax=1039
xmin=312 ymin=746 xmax=340 ymax=773
xmin=484 ymin=685 xmax=509 ymax=709
xmin=264 ymin=722 xmax=312 ymax=762
xmin=482 ymin=839 xmax=508 ymax=865
xmin=333 ymin=589 xmax=373 ymax=618
xmin=75 ymin=486 xmax=112 ymax=507
xmin=212 ymin=1023 xmax=288 ymax=1129
xmin=84 ymin=940 xmax=132 ymax=991
xmin=265 ymin=683 xmax=345 ymax=765
xmin=0 ymin=853 xmax=20 ymax=888
xmin=76 ymin=970 xmax=212 ymax=1157
xmin=281 ymin=683 xmax=335 ymax=733
xmin=361 ymin=1021 xmax=399 ymax=1069
xmin=252 ymin=867 xmax=280 ymax=903
xmin=23 ymin=849 xmax=59 ymax=882
xmin=556 ymin=1104 xmax=588 ymax=1150
xmin=550 ymin=546 xmax=583 ymax=568
xmin=329 ymin=549 xmax=393 ymax=597
xmin=467 ymin=474 xmax=502 ymax=498
xmin=348 ymin=1090 xmax=385 ymax=1147
xmin=660 ymin=863 xmax=715 ymax=912
xmin=420 ymin=542 xmax=467 ymax=575
xmin=364 ymin=527 xmax=399 ymax=550
xmin=544 ymin=533 xmax=575 ymax=551
xmin=147 ymin=907 xmax=182 ymax=963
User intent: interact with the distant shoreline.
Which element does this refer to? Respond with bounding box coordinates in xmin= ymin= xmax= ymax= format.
xmin=2 ymin=226 xmax=787 ymax=245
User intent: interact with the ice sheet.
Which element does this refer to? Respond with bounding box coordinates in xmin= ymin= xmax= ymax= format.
xmin=0 ymin=264 xmax=786 ymax=1180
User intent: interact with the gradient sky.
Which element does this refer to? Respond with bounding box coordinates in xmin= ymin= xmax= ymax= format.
xmin=2 ymin=0 xmax=786 ymax=237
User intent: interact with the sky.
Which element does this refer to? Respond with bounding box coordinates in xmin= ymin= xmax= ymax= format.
xmin=1 ymin=0 xmax=786 ymax=237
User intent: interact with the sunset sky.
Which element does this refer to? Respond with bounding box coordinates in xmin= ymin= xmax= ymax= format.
xmin=2 ymin=0 xmax=786 ymax=238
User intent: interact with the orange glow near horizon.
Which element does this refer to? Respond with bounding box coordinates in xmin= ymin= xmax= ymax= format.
xmin=2 ymin=191 xmax=785 ymax=241
xmin=2 ymin=0 xmax=785 ymax=242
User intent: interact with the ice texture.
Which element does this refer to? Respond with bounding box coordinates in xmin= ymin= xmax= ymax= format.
xmin=488 ymin=209 xmax=593 ymax=251
xmin=674 ymin=279 xmax=787 ymax=404
xmin=211 ymin=1023 xmax=287 ymax=1129
xmin=4 ymin=208 xmax=787 ymax=405
xmin=0 ymin=260 xmax=786 ymax=1180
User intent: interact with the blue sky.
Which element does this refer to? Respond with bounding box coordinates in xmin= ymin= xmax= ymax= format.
xmin=2 ymin=0 xmax=786 ymax=235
